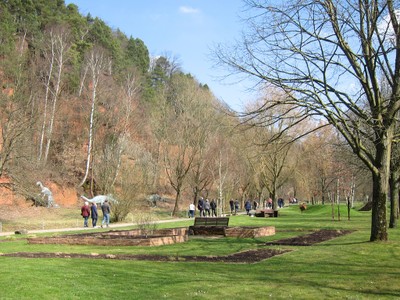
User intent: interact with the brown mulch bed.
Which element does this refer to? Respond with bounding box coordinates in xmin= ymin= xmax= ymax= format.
xmin=0 ymin=229 xmax=353 ymax=263
xmin=1 ymin=248 xmax=291 ymax=264
xmin=265 ymin=229 xmax=354 ymax=246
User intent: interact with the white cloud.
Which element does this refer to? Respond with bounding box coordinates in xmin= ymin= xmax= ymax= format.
xmin=179 ymin=6 xmax=200 ymax=14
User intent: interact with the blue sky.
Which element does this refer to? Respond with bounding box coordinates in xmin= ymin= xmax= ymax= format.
xmin=64 ymin=0 xmax=254 ymax=111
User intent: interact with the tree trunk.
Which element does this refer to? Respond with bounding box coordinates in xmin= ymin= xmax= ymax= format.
xmin=38 ymin=49 xmax=53 ymax=163
xmin=271 ymin=180 xmax=277 ymax=210
xmin=79 ymin=49 xmax=104 ymax=187
xmin=79 ymin=87 xmax=95 ymax=187
xmin=371 ymin=171 xmax=388 ymax=241
xmin=336 ymin=179 xmax=340 ymax=221
xmin=44 ymin=50 xmax=64 ymax=163
xmin=78 ymin=65 xmax=88 ymax=97
xmin=347 ymin=196 xmax=351 ymax=221
xmin=389 ymin=171 xmax=399 ymax=228
xmin=350 ymin=179 xmax=355 ymax=208
xmin=218 ymin=150 xmax=225 ymax=215
xmin=398 ymin=189 xmax=400 ymax=219
xmin=172 ymin=189 xmax=181 ymax=216
xmin=370 ymin=126 xmax=393 ymax=241
xmin=193 ymin=187 xmax=199 ymax=208
xmin=329 ymin=192 xmax=334 ymax=221
xmin=152 ymin=141 xmax=162 ymax=193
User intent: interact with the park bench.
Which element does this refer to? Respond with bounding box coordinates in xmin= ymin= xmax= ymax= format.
xmin=188 ymin=217 xmax=230 ymax=235
xmin=255 ymin=209 xmax=278 ymax=218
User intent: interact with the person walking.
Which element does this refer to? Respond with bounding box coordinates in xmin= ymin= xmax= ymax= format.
xmin=229 ymin=199 xmax=234 ymax=214
xmin=91 ymin=202 xmax=98 ymax=227
xmin=253 ymin=200 xmax=258 ymax=210
xmin=210 ymin=199 xmax=217 ymax=217
xmin=278 ymin=198 xmax=284 ymax=208
xmin=234 ymin=199 xmax=240 ymax=215
xmin=245 ymin=200 xmax=251 ymax=215
xmin=101 ymin=200 xmax=111 ymax=228
xmin=197 ymin=197 xmax=205 ymax=217
xmin=188 ymin=203 xmax=195 ymax=218
xmin=81 ymin=201 xmax=90 ymax=227
xmin=204 ymin=199 xmax=211 ymax=217
xmin=267 ymin=198 xmax=273 ymax=209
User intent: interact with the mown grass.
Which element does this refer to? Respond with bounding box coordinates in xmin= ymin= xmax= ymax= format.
xmin=0 ymin=204 xmax=400 ymax=299
xmin=0 ymin=206 xmax=188 ymax=232
xmin=0 ymin=208 xmax=88 ymax=231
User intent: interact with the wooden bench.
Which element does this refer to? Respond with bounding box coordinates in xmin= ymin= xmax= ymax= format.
xmin=255 ymin=209 xmax=278 ymax=218
xmin=189 ymin=217 xmax=230 ymax=235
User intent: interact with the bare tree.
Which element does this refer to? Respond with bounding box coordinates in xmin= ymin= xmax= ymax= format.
xmin=238 ymin=93 xmax=300 ymax=208
xmin=300 ymin=127 xmax=340 ymax=204
xmin=187 ymin=103 xmax=222 ymax=207
xmin=0 ymin=93 xmax=33 ymax=176
xmin=0 ymin=47 xmax=36 ymax=177
xmin=94 ymin=69 xmax=140 ymax=194
xmin=159 ymin=74 xmax=213 ymax=216
xmin=214 ymin=0 xmax=400 ymax=241
xmin=389 ymin=135 xmax=400 ymax=227
xmin=42 ymin=26 xmax=71 ymax=163
xmin=79 ymin=46 xmax=108 ymax=188
xmin=189 ymin=146 xmax=214 ymax=207
xmin=112 ymin=143 xmax=155 ymax=221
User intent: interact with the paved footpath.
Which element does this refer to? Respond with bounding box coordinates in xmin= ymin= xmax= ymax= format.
xmin=0 ymin=218 xmax=189 ymax=237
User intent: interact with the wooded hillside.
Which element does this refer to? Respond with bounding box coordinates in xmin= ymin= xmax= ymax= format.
xmin=0 ymin=0 xmax=370 ymax=218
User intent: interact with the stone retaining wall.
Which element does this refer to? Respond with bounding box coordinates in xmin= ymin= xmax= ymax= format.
xmin=224 ymin=226 xmax=275 ymax=238
xmin=28 ymin=227 xmax=188 ymax=247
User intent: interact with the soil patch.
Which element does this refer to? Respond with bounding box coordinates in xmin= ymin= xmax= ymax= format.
xmin=1 ymin=229 xmax=353 ymax=263
xmin=1 ymin=248 xmax=291 ymax=263
xmin=265 ymin=229 xmax=354 ymax=246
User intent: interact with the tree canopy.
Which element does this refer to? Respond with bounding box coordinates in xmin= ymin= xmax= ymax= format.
xmin=0 ymin=0 xmax=382 ymax=237
xmin=214 ymin=0 xmax=400 ymax=241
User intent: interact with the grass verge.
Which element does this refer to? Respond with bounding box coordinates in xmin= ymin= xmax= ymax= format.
xmin=0 ymin=204 xmax=399 ymax=299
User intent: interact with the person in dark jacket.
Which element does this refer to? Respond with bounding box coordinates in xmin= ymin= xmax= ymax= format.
xmin=81 ymin=201 xmax=90 ymax=227
xmin=245 ymin=200 xmax=252 ymax=215
xmin=91 ymin=203 xmax=98 ymax=227
xmin=197 ymin=197 xmax=205 ymax=217
xmin=234 ymin=199 xmax=240 ymax=215
xmin=210 ymin=199 xmax=217 ymax=217
xmin=101 ymin=200 xmax=111 ymax=228
xmin=229 ymin=199 xmax=234 ymax=214
xmin=204 ymin=199 xmax=211 ymax=217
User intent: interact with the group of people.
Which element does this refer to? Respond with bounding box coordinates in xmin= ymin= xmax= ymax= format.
xmin=232 ymin=197 xmax=286 ymax=214
xmin=229 ymin=199 xmax=260 ymax=214
xmin=80 ymin=200 xmax=111 ymax=228
xmin=191 ymin=196 xmax=292 ymax=217
xmin=189 ymin=197 xmax=217 ymax=217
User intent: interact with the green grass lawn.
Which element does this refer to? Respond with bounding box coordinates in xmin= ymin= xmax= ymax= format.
xmin=1 ymin=204 xmax=400 ymax=299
